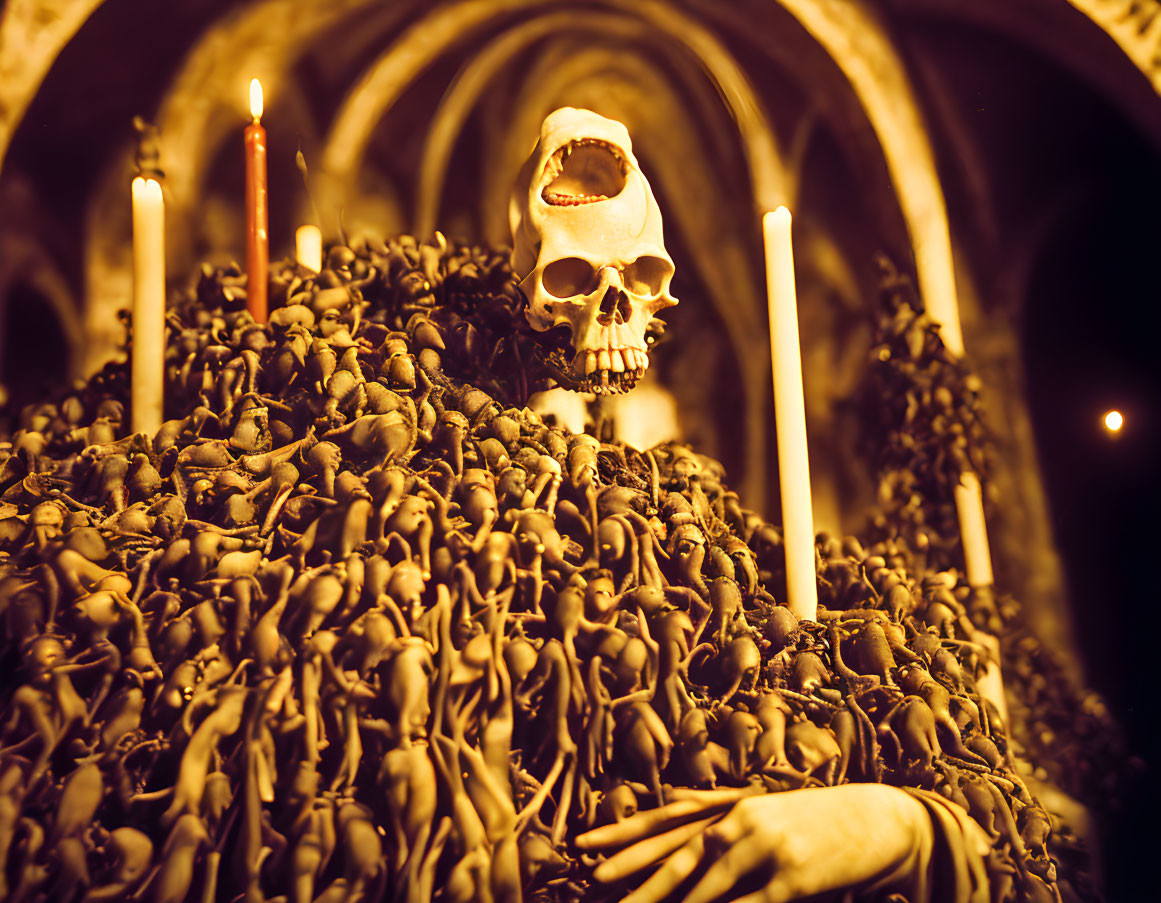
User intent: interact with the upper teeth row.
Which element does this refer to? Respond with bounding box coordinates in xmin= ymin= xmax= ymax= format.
xmin=582 ymin=346 xmax=648 ymax=375
xmin=561 ymin=138 xmax=623 ymax=161
xmin=542 ymin=139 xmax=625 ymax=183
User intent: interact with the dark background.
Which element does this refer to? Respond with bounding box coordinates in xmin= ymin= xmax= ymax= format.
xmin=1024 ymin=174 xmax=1161 ymax=902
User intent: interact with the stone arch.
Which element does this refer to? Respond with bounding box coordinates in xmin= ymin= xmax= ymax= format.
xmin=321 ymin=0 xmax=784 ymax=211
xmin=413 ymin=11 xmax=665 ymax=238
xmin=0 ymin=0 xmax=106 ymax=170
xmin=4 ymin=0 xmax=1160 ymax=377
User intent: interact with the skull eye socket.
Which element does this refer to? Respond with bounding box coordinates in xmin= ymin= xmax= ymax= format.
xmin=622 ymin=257 xmax=672 ymax=298
xmin=542 ymin=258 xmax=598 ymax=298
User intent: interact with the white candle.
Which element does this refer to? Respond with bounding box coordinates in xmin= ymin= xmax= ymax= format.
xmin=763 ymin=207 xmax=818 ymax=622
xmin=918 ymin=212 xmax=1005 ymax=718
xmin=953 ymin=470 xmax=993 ymax=587
xmin=296 ymin=225 xmax=323 ymax=272
xmin=131 ymin=176 xmax=165 ymax=436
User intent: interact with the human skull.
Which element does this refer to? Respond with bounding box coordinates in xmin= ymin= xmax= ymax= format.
xmin=510 ymin=108 xmax=677 ymax=395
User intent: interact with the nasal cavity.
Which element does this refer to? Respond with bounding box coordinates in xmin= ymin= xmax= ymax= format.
xmin=598 ymin=286 xmax=632 ymax=325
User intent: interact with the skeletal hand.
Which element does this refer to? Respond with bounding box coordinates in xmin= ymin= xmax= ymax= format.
xmin=577 ymin=784 xmax=936 ymax=903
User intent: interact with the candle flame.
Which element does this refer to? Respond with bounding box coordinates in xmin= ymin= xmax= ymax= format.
xmin=1104 ymin=410 xmax=1123 ymax=432
xmin=131 ymin=176 xmax=163 ymax=203
xmin=250 ymin=78 xmax=264 ymax=121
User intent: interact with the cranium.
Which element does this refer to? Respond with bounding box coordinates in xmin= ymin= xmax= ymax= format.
xmin=510 ymin=108 xmax=678 ymax=395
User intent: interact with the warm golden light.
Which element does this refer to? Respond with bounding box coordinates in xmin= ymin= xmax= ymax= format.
xmin=1104 ymin=410 xmax=1124 ymax=432
xmin=131 ymin=176 xmax=162 ymax=203
xmin=765 ymin=205 xmax=792 ymax=232
xmin=249 ymin=78 xmax=263 ymax=121
xmin=295 ymin=225 xmax=322 ymax=273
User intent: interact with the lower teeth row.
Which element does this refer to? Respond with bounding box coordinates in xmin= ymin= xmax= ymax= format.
xmin=590 ymin=368 xmax=643 ymax=394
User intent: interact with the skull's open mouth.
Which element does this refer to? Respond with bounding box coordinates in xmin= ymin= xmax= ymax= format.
xmin=541 ymin=138 xmax=628 ymax=206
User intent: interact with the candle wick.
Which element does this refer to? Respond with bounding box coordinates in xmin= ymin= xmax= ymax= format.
xmin=296 ymin=148 xmax=323 ymax=231
xmin=132 ymin=115 xmax=164 ymax=180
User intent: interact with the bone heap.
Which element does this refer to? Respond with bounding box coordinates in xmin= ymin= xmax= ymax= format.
xmin=0 ymin=229 xmax=1072 ymax=903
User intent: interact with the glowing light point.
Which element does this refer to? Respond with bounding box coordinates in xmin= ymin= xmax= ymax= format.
xmin=250 ymin=78 xmax=263 ymax=121
xmin=1104 ymin=410 xmax=1123 ymax=433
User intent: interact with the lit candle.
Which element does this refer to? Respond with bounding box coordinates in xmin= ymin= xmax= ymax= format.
xmin=763 ymin=207 xmax=818 ymax=622
xmin=245 ymin=78 xmax=268 ymax=322
xmin=296 ymin=225 xmax=322 ymax=272
xmin=130 ymin=174 xmax=165 ymax=436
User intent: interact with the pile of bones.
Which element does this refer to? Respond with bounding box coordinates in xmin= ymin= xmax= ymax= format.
xmin=0 ymin=233 xmax=1062 ymax=902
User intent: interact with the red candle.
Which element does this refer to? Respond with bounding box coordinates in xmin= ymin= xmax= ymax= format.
xmin=245 ymin=78 xmax=268 ymax=323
